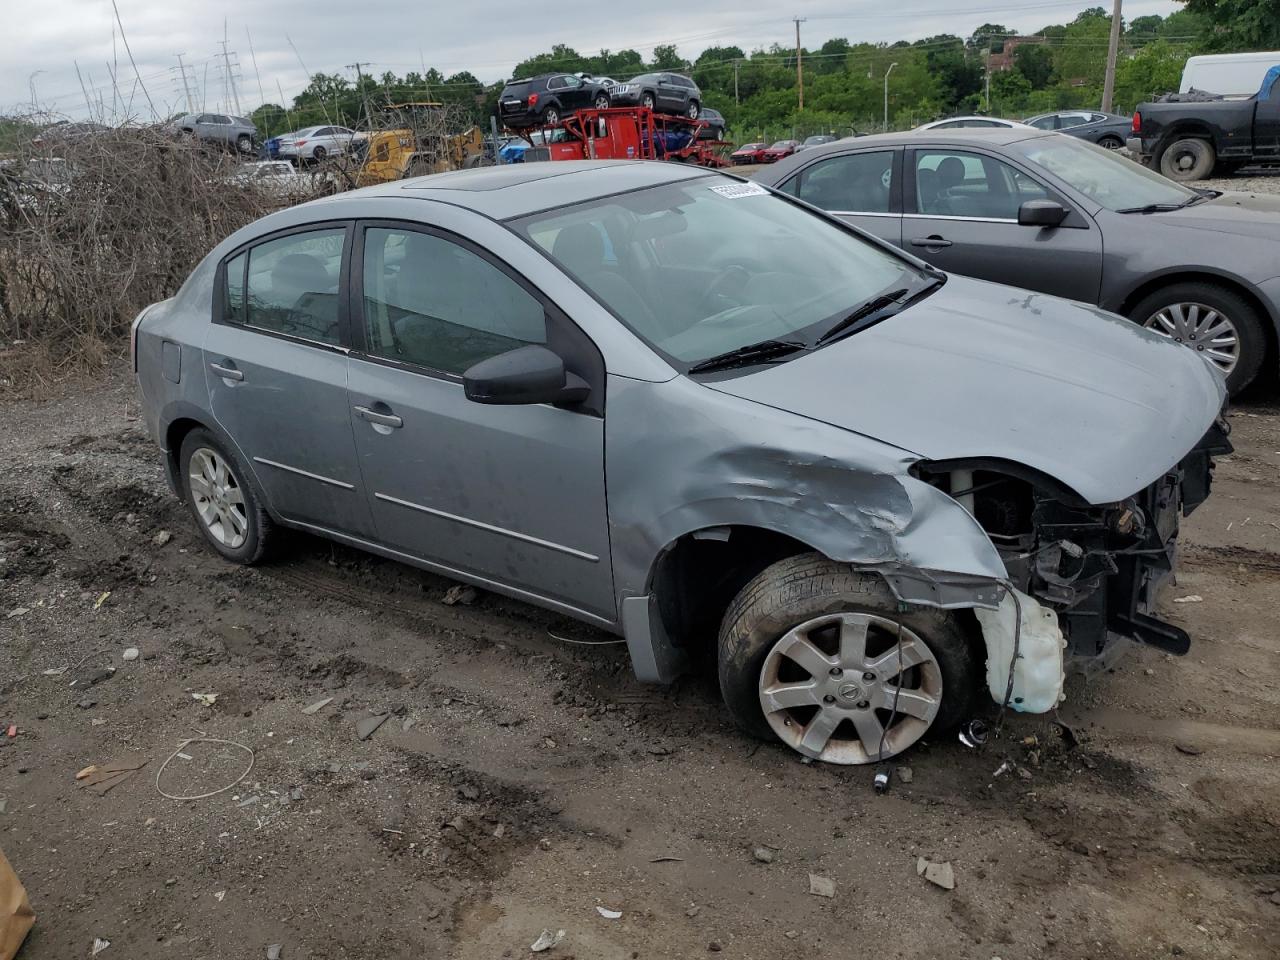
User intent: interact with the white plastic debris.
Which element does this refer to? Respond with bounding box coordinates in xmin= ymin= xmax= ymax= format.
xmin=122 ymin=648 xmax=140 ymax=662
xmin=974 ymin=588 xmax=1066 ymax=713
xmin=1172 ymin=595 xmax=1203 ymax=604
xmin=916 ymin=857 xmax=956 ymax=890
xmin=92 ymin=938 xmax=111 ymax=956
xmin=595 ymin=906 xmax=622 ymax=919
xmin=301 ymin=697 xmax=333 ymax=715
xmin=192 ymin=693 xmax=218 ymax=706
xmin=807 ymin=873 xmax=835 ymax=898
xmin=530 ymin=929 xmax=566 ymax=952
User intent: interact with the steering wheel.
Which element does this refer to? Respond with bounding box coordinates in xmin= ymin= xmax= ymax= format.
xmin=696 ymin=264 xmax=752 ymax=316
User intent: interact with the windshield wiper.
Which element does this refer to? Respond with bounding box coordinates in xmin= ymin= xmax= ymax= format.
xmin=1117 ymin=194 xmax=1207 ymax=214
xmin=686 ymin=338 xmax=808 ymax=374
xmin=813 ymin=285 xmax=921 ymax=348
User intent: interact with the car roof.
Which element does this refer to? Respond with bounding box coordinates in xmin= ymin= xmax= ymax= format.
xmin=351 ymin=159 xmax=719 ymax=220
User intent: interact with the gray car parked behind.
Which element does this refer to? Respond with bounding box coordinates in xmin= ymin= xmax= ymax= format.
xmin=754 ymin=129 xmax=1280 ymax=395
xmin=607 ymin=73 xmax=703 ymax=119
xmin=171 ymin=113 xmax=257 ymax=154
xmin=133 ymin=161 xmax=1225 ymax=766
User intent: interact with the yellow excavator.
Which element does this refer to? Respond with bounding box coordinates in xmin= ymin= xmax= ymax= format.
xmin=350 ymin=102 xmax=490 ymax=186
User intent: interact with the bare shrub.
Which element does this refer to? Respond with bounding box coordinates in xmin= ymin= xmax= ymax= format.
xmin=0 ymin=116 xmax=313 ymax=387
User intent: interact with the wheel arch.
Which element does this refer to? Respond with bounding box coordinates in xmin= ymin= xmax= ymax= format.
xmin=159 ymin=406 xmax=279 ymax=517
xmin=1153 ymin=123 xmax=1215 ymax=161
xmin=1115 ymin=269 xmax=1280 ymax=356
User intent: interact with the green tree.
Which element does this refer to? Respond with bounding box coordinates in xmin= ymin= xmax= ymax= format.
xmin=1014 ymin=43 xmax=1054 ymax=87
xmin=968 ymin=23 xmax=1012 ymax=54
xmin=920 ymin=36 xmax=982 ymax=110
xmin=990 ymin=69 xmax=1033 ymax=114
xmin=650 ymin=45 xmax=684 ymax=70
xmin=1052 ymin=9 xmax=1113 ymax=83
xmin=1128 ymin=14 xmax=1165 ymax=38
xmin=1183 ymin=0 xmax=1280 ymax=49
xmin=512 ymin=45 xmax=588 ymax=79
xmin=815 ymin=37 xmax=852 ymax=74
xmin=1113 ymin=39 xmax=1190 ymax=108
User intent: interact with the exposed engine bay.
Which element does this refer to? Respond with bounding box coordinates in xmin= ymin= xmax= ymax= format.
xmin=915 ymin=419 xmax=1232 ymax=661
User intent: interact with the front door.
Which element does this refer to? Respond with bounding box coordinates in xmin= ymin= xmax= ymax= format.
xmin=775 ymin=148 xmax=903 ymax=247
xmin=345 ymin=222 xmax=615 ymax=620
xmin=904 ymin=147 xmax=1103 ymax=302
xmin=203 ymin=223 xmax=376 ymax=538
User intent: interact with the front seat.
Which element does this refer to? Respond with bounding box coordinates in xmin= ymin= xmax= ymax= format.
xmin=551 ymin=224 xmax=660 ymax=335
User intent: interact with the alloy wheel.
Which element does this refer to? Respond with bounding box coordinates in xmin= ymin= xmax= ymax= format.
xmin=758 ymin=612 xmax=942 ymax=764
xmin=1143 ymin=301 xmax=1239 ymax=374
xmin=189 ymin=447 xmax=248 ymax=549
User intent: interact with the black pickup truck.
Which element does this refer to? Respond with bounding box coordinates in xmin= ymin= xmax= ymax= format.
xmin=1128 ymin=74 xmax=1279 ymax=181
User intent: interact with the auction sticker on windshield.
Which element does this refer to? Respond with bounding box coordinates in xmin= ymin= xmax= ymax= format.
xmin=709 ymin=182 xmax=769 ymax=199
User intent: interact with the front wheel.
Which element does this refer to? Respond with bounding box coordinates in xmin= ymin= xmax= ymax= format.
xmin=1159 ymin=137 xmax=1214 ymax=181
xmin=1130 ymin=282 xmax=1266 ymax=396
xmin=718 ymin=554 xmax=980 ymax=765
xmin=312 ymin=145 xmax=327 ymax=162
xmin=236 ymin=134 xmax=253 ymax=154
xmin=594 ymin=94 xmax=610 ymax=111
xmin=686 ymin=100 xmax=700 ymax=120
xmin=641 ymin=92 xmax=656 ymax=111
xmin=179 ymin=429 xmax=273 ymax=564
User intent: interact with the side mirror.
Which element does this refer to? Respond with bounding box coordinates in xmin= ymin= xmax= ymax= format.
xmin=1018 ymin=199 xmax=1069 ymax=228
xmin=463 ymin=345 xmax=589 ymax=406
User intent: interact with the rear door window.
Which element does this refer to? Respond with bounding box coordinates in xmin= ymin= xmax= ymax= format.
xmin=235 ymin=228 xmax=346 ymax=345
xmin=785 ymin=151 xmax=895 ymax=213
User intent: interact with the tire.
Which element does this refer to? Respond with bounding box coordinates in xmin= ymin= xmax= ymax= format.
xmin=236 ymin=134 xmax=253 ymax=154
xmin=718 ymin=553 xmax=980 ymax=764
xmin=687 ymin=100 xmax=700 ymax=121
xmin=1159 ymin=137 xmax=1214 ymax=181
xmin=1097 ymin=135 xmax=1123 ymax=150
xmin=594 ymin=94 xmax=610 ymax=111
xmin=541 ymin=105 xmax=561 ymax=126
xmin=312 ymin=145 xmax=327 ymax=162
xmin=1129 ymin=282 xmax=1266 ymax=396
xmin=179 ymin=428 xmax=273 ymax=565
xmin=641 ymin=92 xmax=656 ymax=111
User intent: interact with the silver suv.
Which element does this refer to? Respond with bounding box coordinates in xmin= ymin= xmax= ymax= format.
xmin=171 ymin=113 xmax=257 ymax=154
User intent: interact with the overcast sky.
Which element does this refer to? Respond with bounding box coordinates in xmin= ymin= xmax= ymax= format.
xmin=7 ymin=0 xmax=1181 ymax=120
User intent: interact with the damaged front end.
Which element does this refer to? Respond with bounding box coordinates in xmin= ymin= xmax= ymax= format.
xmin=915 ymin=418 xmax=1232 ymax=663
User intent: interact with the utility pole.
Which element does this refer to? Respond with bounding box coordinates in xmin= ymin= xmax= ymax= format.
xmin=1101 ymin=0 xmax=1123 ymax=112
xmin=174 ymin=53 xmax=195 ymax=113
xmin=794 ymin=17 xmax=806 ymax=110
xmin=347 ymin=61 xmax=373 ymax=127
xmin=884 ymin=62 xmax=898 ymax=131
xmin=219 ymin=21 xmax=242 ymax=115
xmin=28 ymin=70 xmax=43 ymax=112
xmin=985 ymin=46 xmax=992 ymax=112
xmin=734 ymin=59 xmax=740 ymax=105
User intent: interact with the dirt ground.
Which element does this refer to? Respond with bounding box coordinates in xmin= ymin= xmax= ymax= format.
xmin=0 ymin=367 xmax=1277 ymax=960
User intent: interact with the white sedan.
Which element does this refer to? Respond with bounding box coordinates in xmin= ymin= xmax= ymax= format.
xmin=276 ymin=125 xmax=358 ymax=163
xmin=913 ymin=115 xmax=1034 ymax=131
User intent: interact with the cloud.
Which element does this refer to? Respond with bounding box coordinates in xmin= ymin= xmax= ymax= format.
xmin=7 ymin=0 xmax=1180 ymax=118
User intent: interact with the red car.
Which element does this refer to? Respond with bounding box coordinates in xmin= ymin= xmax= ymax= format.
xmin=760 ymin=139 xmax=801 ymax=162
xmin=730 ymin=142 xmax=768 ymax=165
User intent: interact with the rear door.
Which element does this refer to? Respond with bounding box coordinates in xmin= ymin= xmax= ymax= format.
xmin=1254 ymin=82 xmax=1280 ymax=157
xmin=203 ymin=222 xmax=377 ymax=537
xmin=904 ymin=146 xmax=1102 ymax=302
xmin=773 ymin=148 xmax=903 ymax=247
xmin=657 ymin=75 xmax=684 ymax=112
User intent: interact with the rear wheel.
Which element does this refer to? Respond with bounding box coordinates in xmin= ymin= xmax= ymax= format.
xmin=179 ymin=429 xmax=273 ymax=564
xmin=1130 ymin=282 xmax=1265 ymax=396
xmin=236 ymin=133 xmax=253 ymax=154
xmin=718 ymin=554 xmax=980 ymax=764
xmin=687 ymin=100 xmax=700 ymax=120
xmin=541 ymin=105 xmax=561 ymax=126
xmin=1159 ymin=137 xmax=1214 ymax=181
xmin=312 ymin=145 xmax=327 ymax=162
xmin=1097 ymin=135 xmax=1123 ymax=150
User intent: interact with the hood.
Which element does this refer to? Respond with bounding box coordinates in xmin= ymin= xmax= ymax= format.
xmin=705 ymin=276 xmax=1224 ymax=505
xmin=1148 ymin=191 xmax=1280 ymax=239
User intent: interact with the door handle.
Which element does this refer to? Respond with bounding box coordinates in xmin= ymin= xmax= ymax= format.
xmin=209 ymin=361 xmax=244 ymax=381
xmin=353 ymin=405 xmax=403 ymax=429
xmin=910 ymin=236 xmax=953 ymax=248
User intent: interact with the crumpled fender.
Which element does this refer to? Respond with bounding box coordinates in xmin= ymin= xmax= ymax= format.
xmin=607 ymin=374 xmax=1008 ymax=612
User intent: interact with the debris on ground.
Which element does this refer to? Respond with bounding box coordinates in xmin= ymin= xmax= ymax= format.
xmin=121 ymin=648 xmax=139 ymax=662
xmin=191 ymin=693 xmax=218 ymax=707
xmin=4 ymin=726 xmax=14 ymax=739
xmin=958 ymin=719 xmax=988 ymax=748
xmin=300 ymin=697 xmax=333 ymax=715
xmin=917 ymin=857 xmax=956 ymax=891
xmin=266 ymin=945 xmax=282 ymax=960
xmin=530 ymin=928 xmax=566 ymax=952
xmin=153 ymin=530 xmax=172 ymax=546
xmin=1 ymin=847 xmax=35 ymax=958
xmin=76 ymin=757 xmax=148 ymax=795
xmin=93 ymin=592 xmax=110 ymax=610
xmin=1175 ymin=742 xmax=1204 ymax=756
xmin=708 ymin=940 xmax=723 ymax=952
xmin=71 ymin=667 xmax=115 ymax=688
xmin=1172 ymin=595 xmax=1203 ymax=604
xmin=155 ymin=738 xmax=255 ymax=801
xmin=898 ymin=766 xmax=914 ymax=784
xmin=752 ymin=846 xmax=776 ymax=864
xmin=595 ymin=906 xmax=622 ymax=919
xmin=355 ymin=714 xmax=390 ymax=741
xmin=91 ymin=937 xmax=110 ymax=955
xmin=807 ymin=874 xmax=835 ymax=898
xmin=5 ymin=608 xmax=28 ymax=619
xmin=441 ymin=584 xmax=478 ymax=606
xmin=648 ymin=855 xmax=684 ymax=863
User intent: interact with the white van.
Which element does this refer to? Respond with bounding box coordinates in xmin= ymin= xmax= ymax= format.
xmin=1180 ymin=52 xmax=1280 ymax=97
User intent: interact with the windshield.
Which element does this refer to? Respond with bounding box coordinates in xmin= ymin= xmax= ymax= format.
xmin=1011 ymin=135 xmax=1198 ymax=210
xmin=512 ymin=178 xmax=921 ymax=367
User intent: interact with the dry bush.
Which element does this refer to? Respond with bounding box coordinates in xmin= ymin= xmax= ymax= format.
xmin=0 ymin=117 xmax=306 ymax=389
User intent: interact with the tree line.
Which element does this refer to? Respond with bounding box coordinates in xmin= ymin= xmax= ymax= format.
xmin=250 ymin=1 xmax=1280 ymax=143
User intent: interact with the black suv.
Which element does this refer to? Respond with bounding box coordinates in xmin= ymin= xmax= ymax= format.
xmin=498 ymin=73 xmax=613 ymax=129
xmin=608 ymin=73 xmax=703 ymax=119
